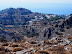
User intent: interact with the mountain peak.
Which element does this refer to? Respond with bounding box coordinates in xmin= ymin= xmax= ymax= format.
xmin=0 ymin=8 xmax=32 ymax=15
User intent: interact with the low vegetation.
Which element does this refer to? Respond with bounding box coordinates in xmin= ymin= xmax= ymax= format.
xmin=2 ymin=43 xmax=9 ymax=46
xmin=55 ymin=32 xmax=63 ymax=35
xmin=12 ymin=47 xmax=23 ymax=52
xmin=38 ymin=50 xmax=49 ymax=54
xmin=9 ymin=44 xmax=18 ymax=47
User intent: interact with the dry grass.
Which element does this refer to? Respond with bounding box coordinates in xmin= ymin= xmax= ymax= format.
xmin=30 ymin=41 xmax=37 ymax=44
xmin=48 ymin=45 xmax=71 ymax=54
xmin=38 ymin=50 xmax=49 ymax=54
xmin=0 ymin=39 xmax=8 ymax=42
xmin=12 ymin=47 xmax=23 ymax=52
xmin=69 ymin=47 xmax=72 ymax=53
xmin=53 ymin=42 xmax=58 ymax=45
xmin=68 ymin=36 xmax=72 ymax=39
xmin=19 ymin=44 xmax=25 ymax=47
xmin=44 ymin=40 xmax=52 ymax=45
xmin=57 ymin=45 xmax=64 ymax=50
xmin=0 ymin=46 xmax=5 ymax=51
xmin=19 ymin=44 xmax=28 ymax=49
xmin=52 ymin=51 xmax=57 ymax=54
xmin=2 ymin=43 xmax=9 ymax=46
xmin=10 ymin=44 xmax=18 ymax=47
xmin=21 ymin=39 xmax=26 ymax=43
xmin=0 ymin=51 xmax=5 ymax=54
xmin=52 ymin=45 xmax=64 ymax=51
xmin=68 ymin=36 xmax=72 ymax=41
xmin=52 ymin=51 xmax=72 ymax=54
xmin=0 ymin=46 xmax=5 ymax=54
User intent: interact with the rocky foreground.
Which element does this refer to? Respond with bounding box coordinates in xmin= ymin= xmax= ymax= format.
xmin=0 ymin=35 xmax=72 ymax=54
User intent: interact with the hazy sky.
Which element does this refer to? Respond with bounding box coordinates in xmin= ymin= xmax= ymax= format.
xmin=0 ymin=0 xmax=72 ymax=14
xmin=0 ymin=0 xmax=72 ymax=9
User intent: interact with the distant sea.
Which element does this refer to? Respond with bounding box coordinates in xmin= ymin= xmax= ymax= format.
xmin=30 ymin=8 xmax=72 ymax=15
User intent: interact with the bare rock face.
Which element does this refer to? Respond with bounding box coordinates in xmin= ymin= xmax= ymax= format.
xmin=65 ymin=15 xmax=72 ymax=26
xmin=59 ymin=14 xmax=72 ymax=29
xmin=38 ymin=28 xmax=52 ymax=41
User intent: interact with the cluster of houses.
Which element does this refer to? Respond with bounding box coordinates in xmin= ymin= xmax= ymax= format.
xmin=45 ymin=14 xmax=56 ymax=19
xmin=24 ymin=16 xmax=44 ymax=30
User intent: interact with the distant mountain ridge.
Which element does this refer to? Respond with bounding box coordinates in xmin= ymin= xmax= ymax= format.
xmin=0 ymin=8 xmax=43 ymax=25
xmin=0 ymin=8 xmax=32 ymax=15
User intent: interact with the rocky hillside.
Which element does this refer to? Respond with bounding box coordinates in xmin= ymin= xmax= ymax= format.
xmin=32 ymin=14 xmax=72 ymax=41
xmin=0 ymin=8 xmax=71 ymax=42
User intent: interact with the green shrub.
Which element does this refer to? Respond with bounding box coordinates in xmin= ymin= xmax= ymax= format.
xmin=27 ymin=33 xmax=39 ymax=37
xmin=60 ymin=29 xmax=65 ymax=32
xmin=55 ymin=24 xmax=58 ymax=27
xmin=55 ymin=32 xmax=63 ymax=35
xmin=66 ymin=25 xmax=71 ymax=29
